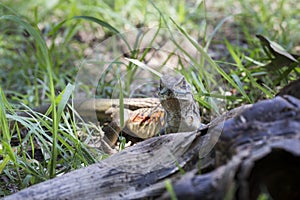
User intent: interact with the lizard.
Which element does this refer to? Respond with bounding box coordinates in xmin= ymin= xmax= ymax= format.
xmin=104 ymin=74 xmax=203 ymax=146
xmin=13 ymin=75 xmax=203 ymax=152
xmin=158 ymin=74 xmax=203 ymax=134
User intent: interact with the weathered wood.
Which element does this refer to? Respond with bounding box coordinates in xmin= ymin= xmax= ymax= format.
xmin=160 ymin=139 xmax=300 ymax=200
xmin=3 ymin=130 xmax=208 ymax=200
xmin=75 ymin=98 xmax=160 ymax=122
xmin=17 ymin=98 xmax=160 ymax=122
xmin=4 ymin=95 xmax=300 ymax=200
xmin=161 ymin=95 xmax=300 ymax=200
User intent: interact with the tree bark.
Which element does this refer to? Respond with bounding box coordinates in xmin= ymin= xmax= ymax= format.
xmin=4 ymin=95 xmax=300 ymax=200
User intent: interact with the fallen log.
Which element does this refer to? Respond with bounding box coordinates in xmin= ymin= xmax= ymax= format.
xmin=3 ymin=131 xmax=208 ymax=199
xmin=4 ymin=95 xmax=300 ymax=200
xmin=160 ymin=137 xmax=300 ymax=200
xmin=17 ymin=98 xmax=160 ymax=122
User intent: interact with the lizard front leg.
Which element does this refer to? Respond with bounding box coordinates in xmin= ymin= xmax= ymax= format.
xmin=103 ymin=106 xmax=165 ymax=146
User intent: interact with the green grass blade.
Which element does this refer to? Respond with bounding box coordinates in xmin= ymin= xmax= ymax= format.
xmin=72 ymin=16 xmax=131 ymax=51
xmin=125 ymin=58 xmax=162 ymax=77
xmin=225 ymin=39 xmax=273 ymax=99
xmin=1 ymin=141 xmax=16 ymax=163
xmin=177 ymin=0 xmax=185 ymax=23
xmin=0 ymin=156 xmax=10 ymax=174
xmin=204 ymin=15 xmax=233 ymax=51
xmin=0 ymin=15 xmax=59 ymax=178
xmin=170 ymin=18 xmax=252 ymax=102
xmin=165 ymin=179 xmax=178 ymax=200
xmin=117 ymin=75 xmax=124 ymax=128
xmin=73 ymin=16 xmax=120 ymax=35
xmin=0 ymin=15 xmax=50 ymax=70
xmin=0 ymin=87 xmax=11 ymax=142
xmin=56 ymin=83 xmax=75 ymax=122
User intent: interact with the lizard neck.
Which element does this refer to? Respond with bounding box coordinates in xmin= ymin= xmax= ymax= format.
xmin=162 ymin=97 xmax=201 ymax=133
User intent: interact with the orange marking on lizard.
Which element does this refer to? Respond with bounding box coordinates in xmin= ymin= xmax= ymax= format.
xmin=129 ymin=110 xmax=164 ymax=125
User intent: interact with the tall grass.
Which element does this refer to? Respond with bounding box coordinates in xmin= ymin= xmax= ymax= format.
xmin=0 ymin=14 xmax=59 ymax=178
xmin=0 ymin=12 xmax=99 ymax=195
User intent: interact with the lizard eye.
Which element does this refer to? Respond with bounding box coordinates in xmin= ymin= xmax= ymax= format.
xmin=181 ymin=79 xmax=187 ymax=89
xmin=176 ymin=78 xmax=186 ymax=90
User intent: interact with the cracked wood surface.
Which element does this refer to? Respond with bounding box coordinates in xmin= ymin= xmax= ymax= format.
xmin=6 ymin=96 xmax=300 ymax=200
xmin=4 ymin=130 xmax=206 ymax=200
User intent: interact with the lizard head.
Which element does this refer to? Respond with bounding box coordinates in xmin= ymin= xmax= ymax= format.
xmin=159 ymin=74 xmax=193 ymax=100
xmin=158 ymin=74 xmax=194 ymax=112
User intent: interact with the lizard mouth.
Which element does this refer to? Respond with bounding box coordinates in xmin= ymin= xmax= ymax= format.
xmin=159 ymin=92 xmax=193 ymax=102
xmin=159 ymin=88 xmax=191 ymax=99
